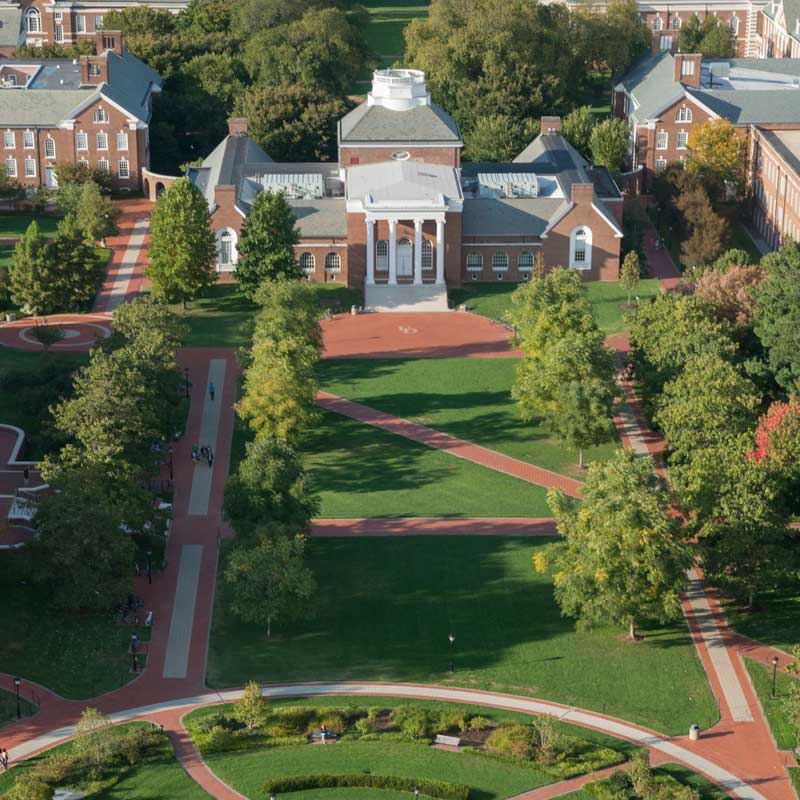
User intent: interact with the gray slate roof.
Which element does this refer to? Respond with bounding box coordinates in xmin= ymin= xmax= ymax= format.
xmin=760 ymin=129 xmax=800 ymax=178
xmin=462 ymin=197 xmax=565 ymax=236
xmin=0 ymin=4 xmax=21 ymax=47
xmin=346 ymin=160 xmax=461 ymax=204
xmin=0 ymin=48 xmax=162 ymax=126
xmin=338 ymin=101 xmax=462 ymax=145
xmin=688 ymin=88 xmax=800 ymax=124
xmin=765 ymin=0 xmax=800 ymax=41
xmin=289 ymin=199 xmax=347 ymax=238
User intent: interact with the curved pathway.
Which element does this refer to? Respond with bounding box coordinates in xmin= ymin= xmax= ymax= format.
xmin=0 ymin=313 xmax=111 ymax=352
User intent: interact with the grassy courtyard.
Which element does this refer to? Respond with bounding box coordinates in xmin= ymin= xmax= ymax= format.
xmin=208 ymin=536 xmax=717 ymax=735
xmin=0 ymin=552 xmax=149 ymax=699
xmin=724 ymin=591 xmax=800 ymax=653
xmin=744 ymin=658 xmax=797 ymax=750
xmin=0 ymin=212 xmax=62 ymax=239
xmin=449 ymin=279 xmax=661 ymax=335
xmin=363 ymin=0 xmax=429 ymax=56
xmin=318 ymin=357 xmax=617 ymax=478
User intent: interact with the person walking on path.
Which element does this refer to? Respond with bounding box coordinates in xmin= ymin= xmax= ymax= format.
xmin=209 ymin=382 xmax=215 ymax=401
xmin=2 ymin=747 xmax=9 ymax=769
xmin=207 ymin=447 xmax=214 ymax=468
xmin=22 ymin=468 xmax=29 ymax=486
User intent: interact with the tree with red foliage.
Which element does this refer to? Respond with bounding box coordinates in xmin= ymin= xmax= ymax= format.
xmin=748 ymin=397 xmax=800 ymax=472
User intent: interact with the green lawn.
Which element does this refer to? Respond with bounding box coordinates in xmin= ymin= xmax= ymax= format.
xmin=169 ymin=284 xmax=362 ymax=349
xmin=448 ymin=280 xmax=661 ymax=336
xmin=744 ymin=658 xmax=797 ymax=750
xmin=318 ymin=357 xmax=617 ymax=479
xmin=0 ymin=212 xmax=62 ymax=239
xmin=208 ymin=537 xmax=717 ymax=735
xmin=363 ymin=0 xmax=429 ymax=56
xmin=204 ymin=739 xmax=551 ymax=800
xmin=724 ymin=591 xmax=800 ymax=653
xmin=304 ymin=409 xmax=553 ymax=517
xmin=0 ymin=722 xmax=211 ymax=799
xmin=0 ymin=552 xmax=150 ymax=699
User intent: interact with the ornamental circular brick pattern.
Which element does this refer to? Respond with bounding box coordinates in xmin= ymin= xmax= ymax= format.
xmin=322 ymin=311 xmax=522 ymax=359
xmin=0 ymin=314 xmax=112 ymax=352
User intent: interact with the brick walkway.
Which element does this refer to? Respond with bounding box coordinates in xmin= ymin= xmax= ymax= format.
xmin=0 ymin=313 xmax=112 ymax=352
xmin=317 ymin=391 xmax=583 ymax=497
xmin=322 ymin=311 xmax=522 ymax=359
xmin=507 ymin=764 xmax=626 ymax=800
xmin=93 ymin=197 xmax=152 ymax=312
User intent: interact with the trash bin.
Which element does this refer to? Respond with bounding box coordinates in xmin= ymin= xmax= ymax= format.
xmin=351 ymin=305 xmax=358 ymax=316
xmin=689 ymin=724 xmax=700 ymax=741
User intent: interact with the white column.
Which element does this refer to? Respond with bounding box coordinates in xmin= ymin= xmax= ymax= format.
xmin=366 ymin=218 xmax=375 ymax=285
xmin=435 ymin=219 xmax=446 ymax=285
xmin=388 ymin=219 xmax=398 ymax=286
xmin=413 ymin=219 xmax=423 ymax=286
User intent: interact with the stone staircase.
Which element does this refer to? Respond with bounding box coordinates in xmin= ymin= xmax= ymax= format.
xmin=364 ymin=284 xmax=449 ymax=312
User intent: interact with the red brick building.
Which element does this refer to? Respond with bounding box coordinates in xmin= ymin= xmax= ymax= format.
xmin=0 ymin=30 xmax=162 ymax=191
xmin=159 ymin=70 xmax=623 ymax=311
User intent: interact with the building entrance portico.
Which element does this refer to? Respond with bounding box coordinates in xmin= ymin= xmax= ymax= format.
xmin=397 ymin=238 xmax=413 ymax=277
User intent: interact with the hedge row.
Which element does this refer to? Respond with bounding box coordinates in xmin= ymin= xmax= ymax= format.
xmin=263 ymin=774 xmax=470 ymax=800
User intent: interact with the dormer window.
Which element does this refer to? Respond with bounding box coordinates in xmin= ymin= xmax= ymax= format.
xmin=391 ymin=151 xmax=410 ymax=161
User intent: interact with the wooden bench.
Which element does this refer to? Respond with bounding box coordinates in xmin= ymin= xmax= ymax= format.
xmin=433 ymin=734 xmax=461 ymax=747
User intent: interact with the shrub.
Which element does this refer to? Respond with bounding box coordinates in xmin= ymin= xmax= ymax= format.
xmin=435 ymin=710 xmax=470 ymax=733
xmin=468 ymin=715 xmax=493 ymax=731
xmin=354 ymin=717 xmax=372 ymax=736
xmin=263 ymin=774 xmax=469 ymax=800
xmin=486 ymin=724 xmax=536 ymax=760
xmin=116 ymin=727 xmax=155 ymax=766
xmin=391 ymin=706 xmax=436 ymax=740
xmin=234 ymin=681 xmax=269 ymax=730
xmin=27 ymin=751 xmax=75 ymax=784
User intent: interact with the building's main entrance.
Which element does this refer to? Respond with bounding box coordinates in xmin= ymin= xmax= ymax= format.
xmin=397 ymin=238 xmax=412 ymax=276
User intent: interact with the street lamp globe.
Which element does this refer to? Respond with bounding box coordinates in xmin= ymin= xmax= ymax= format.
xmin=448 ymin=633 xmax=455 ymax=644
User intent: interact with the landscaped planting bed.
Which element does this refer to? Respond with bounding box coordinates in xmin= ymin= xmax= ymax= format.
xmin=208 ymin=537 xmax=718 ymax=734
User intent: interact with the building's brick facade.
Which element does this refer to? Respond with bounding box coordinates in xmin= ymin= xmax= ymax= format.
xmin=339 ymin=145 xmax=461 ymax=169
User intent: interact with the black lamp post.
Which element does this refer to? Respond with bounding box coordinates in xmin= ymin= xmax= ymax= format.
xmin=168 ymin=446 xmax=174 ymax=481
xmin=147 ymin=549 xmax=152 ymax=585
xmin=131 ymin=633 xmax=138 ymax=673
xmin=184 ymin=367 xmax=190 ymax=398
xmin=414 ymin=786 xmax=420 ymax=799
xmin=771 ymin=655 xmax=779 ymax=699
xmin=13 ymin=677 xmax=20 ymax=719
xmin=448 ymin=633 xmax=455 ymax=673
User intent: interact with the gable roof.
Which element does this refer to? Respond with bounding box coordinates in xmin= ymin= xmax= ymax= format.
xmin=345 ymin=159 xmax=461 ymax=205
xmin=0 ymin=4 xmax=21 ymax=47
xmin=0 ymin=48 xmax=162 ymax=126
xmin=338 ymin=101 xmax=462 ymax=145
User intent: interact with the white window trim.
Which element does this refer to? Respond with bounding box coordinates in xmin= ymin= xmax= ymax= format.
xmin=44 ymin=137 xmax=55 ymax=159
xmin=5 ymin=158 xmax=16 ymax=178
xmin=23 ymin=130 xmax=34 ymax=150
xmin=325 ymin=252 xmax=342 ymax=272
xmin=676 ymin=130 xmax=689 ymax=150
xmin=76 ymin=132 xmax=88 ymax=151
xmin=3 ymin=130 xmax=14 ymax=149
xmin=118 ymin=159 xmax=129 ymax=179
xmin=492 ymin=252 xmax=509 ymax=271
xmin=569 ymin=226 xmax=592 ymax=270
xmin=656 ymin=130 xmax=668 ymax=150
xmin=466 ymin=253 xmax=483 ymax=271
xmin=376 ymin=239 xmax=389 ymax=271
xmin=24 ymin=157 xmax=36 ymax=178
xmin=216 ymin=227 xmax=238 ymax=272
xmin=300 ymin=252 xmax=315 ymax=273
xmin=96 ymin=132 xmax=108 ymax=151
xmin=518 ymin=251 xmax=535 ymax=271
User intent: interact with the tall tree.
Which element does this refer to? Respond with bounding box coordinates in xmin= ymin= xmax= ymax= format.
xmin=147 ymin=177 xmax=217 ymax=308
xmin=235 ymin=190 xmax=301 ymax=299
xmin=589 ymin=118 xmax=628 ymax=174
xmin=619 ymin=250 xmax=640 ymax=306
xmin=561 ymin=106 xmax=596 ymax=158
xmin=75 ymin=181 xmax=120 ymax=244
xmin=224 ymin=535 xmax=316 ymax=637
xmin=225 ymin=437 xmax=319 ymax=540
xmin=53 ymin=213 xmax=103 ymax=309
xmin=9 ymin=221 xmax=54 ymax=315
xmin=694 ymin=264 xmax=764 ymax=331
xmin=686 ymin=119 xmax=745 ymax=198
xmin=542 ymin=449 xmax=692 ymax=640
xmin=675 ymin=186 xmax=727 ymax=275
xmin=752 ymin=241 xmax=800 ymax=389
xmin=110 ymin=295 xmax=188 ymax=352
xmin=463 ymin=115 xmax=539 ymax=162
xmin=236 ymin=83 xmax=349 ymax=162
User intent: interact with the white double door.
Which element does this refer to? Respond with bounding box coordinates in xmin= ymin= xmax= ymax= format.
xmin=397 ymin=241 xmax=413 ymax=277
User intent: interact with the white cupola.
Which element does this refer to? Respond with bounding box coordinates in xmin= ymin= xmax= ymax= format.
xmin=367 ymin=69 xmax=431 ymax=111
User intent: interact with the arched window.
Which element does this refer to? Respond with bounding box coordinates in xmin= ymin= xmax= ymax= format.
xmin=492 ymin=251 xmax=509 ymax=271
xmin=728 ymin=15 xmax=739 ymax=33
xmin=299 ymin=252 xmax=315 ymax=273
xmin=325 ymin=252 xmax=341 ymax=272
xmin=653 ymin=16 xmax=663 ymax=30
xmin=422 ymin=239 xmax=433 ymax=270
xmin=376 ymin=240 xmax=388 ymax=271
xmin=25 ymin=8 xmax=41 ymax=33
xmin=518 ymin=251 xmax=535 ymax=270
xmin=216 ymin=228 xmax=237 ymax=271
xmin=671 ymin=15 xmax=682 ymax=29
xmin=397 ymin=236 xmax=412 ymax=247
xmin=570 ymin=227 xmax=592 ymax=270
xmin=44 ymin=137 xmax=55 ymax=159
xmin=676 ymin=106 xmax=692 ymax=123
xmin=466 ymin=253 xmax=483 ymax=271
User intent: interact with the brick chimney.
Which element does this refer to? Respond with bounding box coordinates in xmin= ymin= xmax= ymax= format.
xmin=214 ymin=185 xmax=236 ymax=209
xmin=95 ymin=30 xmax=123 ymax=55
xmin=541 ymin=116 xmax=562 ymax=134
xmin=79 ymin=53 xmax=108 ymax=85
xmin=571 ymin=183 xmax=594 ymax=204
xmin=673 ymin=53 xmax=702 ymax=88
xmin=227 ymin=118 xmax=248 ymax=137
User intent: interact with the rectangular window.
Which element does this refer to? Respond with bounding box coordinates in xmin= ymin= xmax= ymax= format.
xmin=118 ymin=160 xmax=129 ymax=178
xmin=116 ymin=132 xmax=128 ymax=150
xmin=97 ymin=159 xmax=109 ymax=173
xmin=75 ymin=14 xmax=85 ymax=32
xmin=3 ymin=130 xmax=14 ymax=149
xmin=23 ymin=130 xmax=34 ymax=149
xmin=660 ymin=35 xmax=672 ymax=50
xmin=94 ymin=15 xmax=103 ymax=30
xmin=24 ymin=158 xmax=35 ymax=177
xmin=76 ymin=132 xmax=88 ymax=151
xmin=655 ymin=157 xmax=668 ymax=173
xmin=44 ymin=138 xmax=55 ymax=159
xmin=676 ymin=131 xmax=688 ymax=149
xmin=656 ymin=131 xmax=668 ymax=150
xmin=78 ymin=158 xmax=89 ymax=169
xmin=96 ymin=132 xmax=108 ymax=150
xmin=55 ymin=24 xmax=64 ymax=42
xmin=574 ymin=242 xmax=586 ymax=263
xmin=89 ymin=64 xmax=102 ymax=79
xmin=681 ymin=59 xmax=695 ymax=76
xmin=5 ymin=158 xmax=15 ymax=177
